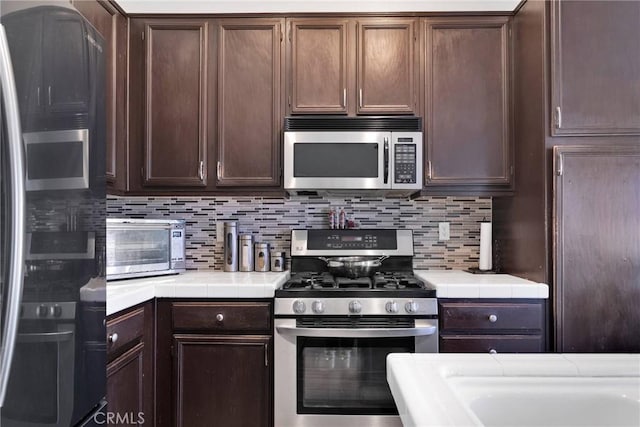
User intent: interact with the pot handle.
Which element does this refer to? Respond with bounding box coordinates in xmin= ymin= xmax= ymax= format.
xmin=378 ymin=255 xmax=389 ymax=262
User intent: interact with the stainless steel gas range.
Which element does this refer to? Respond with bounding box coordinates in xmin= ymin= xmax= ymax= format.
xmin=274 ymin=229 xmax=437 ymax=427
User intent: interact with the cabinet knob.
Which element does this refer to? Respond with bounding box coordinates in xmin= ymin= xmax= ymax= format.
xmin=216 ymin=313 xmax=224 ymax=322
xmin=489 ymin=348 xmax=497 ymax=354
xmin=488 ymin=314 xmax=498 ymax=323
xmin=108 ymin=333 xmax=118 ymax=344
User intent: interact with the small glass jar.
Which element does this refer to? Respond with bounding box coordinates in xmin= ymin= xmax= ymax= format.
xmin=270 ymin=251 xmax=285 ymax=272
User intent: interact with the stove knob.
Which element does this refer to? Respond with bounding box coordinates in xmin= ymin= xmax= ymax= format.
xmin=385 ymin=301 xmax=398 ymax=314
xmin=405 ymin=301 xmax=419 ymax=314
xmin=312 ymin=300 xmax=325 ymax=314
xmin=50 ymin=305 xmax=63 ymax=318
xmin=36 ymin=304 xmax=49 ymax=318
xmin=292 ymin=300 xmax=306 ymax=314
xmin=349 ymin=300 xmax=362 ymax=314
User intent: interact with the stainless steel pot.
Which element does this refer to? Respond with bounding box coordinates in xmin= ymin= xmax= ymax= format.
xmin=318 ymin=255 xmax=388 ymax=278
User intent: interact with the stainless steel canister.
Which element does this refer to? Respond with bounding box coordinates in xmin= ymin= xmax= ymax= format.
xmin=271 ymin=251 xmax=285 ymax=272
xmin=254 ymin=243 xmax=270 ymax=272
xmin=239 ymin=234 xmax=254 ymax=272
xmin=223 ymin=221 xmax=238 ymax=272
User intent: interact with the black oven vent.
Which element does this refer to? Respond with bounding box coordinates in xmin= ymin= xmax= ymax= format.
xmin=297 ymin=317 xmax=414 ymax=329
xmin=284 ymin=116 xmax=422 ymax=131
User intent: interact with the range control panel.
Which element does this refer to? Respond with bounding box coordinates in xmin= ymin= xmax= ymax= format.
xmin=394 ymin=140 xmax=417 ymax=184
xmin=307 ymin=229 xmax=398 ymax=250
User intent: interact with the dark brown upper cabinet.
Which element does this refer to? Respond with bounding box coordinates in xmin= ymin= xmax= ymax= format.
xmin=551 ymin=0 xmax=640 ymax=136
xmin=357 ymin=19 xmax=417 ymax=114
xmin=288 ymin=19 xmax=349 ymax=114
xmin=142 ymin=20 xmax=209 ymax=187
xmin=216 ymin=19 xmax=284 ymax=187
xmin=424 ymin=17 xmax=512 ymax=189
xmin=287 ymin=18 xmax=417 ymax=116
xmin=73 ymin=0 xmax=128 ymax=192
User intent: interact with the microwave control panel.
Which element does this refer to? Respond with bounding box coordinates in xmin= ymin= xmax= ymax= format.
xmin=394 ymin=140 xmax=417 ymax=184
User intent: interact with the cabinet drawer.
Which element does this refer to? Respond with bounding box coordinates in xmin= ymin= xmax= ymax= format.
xmin=106 ymin=306 xmax=145 ymax=357
xmin=439 ymin=301 xmax=543 ymax=331
xmin=440 ymin=334 xmax=544 ymax=353
xmin=172 ymin=302 xmax=271 ymax=333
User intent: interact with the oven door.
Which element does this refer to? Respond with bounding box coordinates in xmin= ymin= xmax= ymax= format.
xmin=1 ymin=323 xmax=75 ymax=427
xmin=274 ymin=318 xmax=438 ymax=427
xmin=284 ymin=131 xmax=391 ymax=191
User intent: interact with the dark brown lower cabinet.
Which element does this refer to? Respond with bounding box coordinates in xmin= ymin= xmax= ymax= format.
xmin=106 ymin=302 xmax=154 ymax=426
xmin=173 ymin=335 xmax=271 ymax=427
xmin=156 ymin=300 xmax=273 ymax=427
xmin=439 ymin=299 xmax=546 ymax=353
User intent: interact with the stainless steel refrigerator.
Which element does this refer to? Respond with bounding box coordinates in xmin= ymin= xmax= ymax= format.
xmin=0 ymin=1 xmax=106 ymax=426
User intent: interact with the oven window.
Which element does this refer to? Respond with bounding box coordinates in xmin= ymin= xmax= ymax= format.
xmin=293 ymin=143 xmax=379 ymax=177
xmin=27 ymin=140 xmax=84 ymax=179
xmin=297 ymin=337 xmax=413 ymax=415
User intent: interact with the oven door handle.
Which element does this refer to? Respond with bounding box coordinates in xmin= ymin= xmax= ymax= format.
xmin=276 ymin=325 xmax=436 ymax=338
xmin=17 ymin=331 xmax=74 ymax=343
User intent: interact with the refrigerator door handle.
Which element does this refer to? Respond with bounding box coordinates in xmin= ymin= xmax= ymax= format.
xmin=0 ymin=24 xmax=26 ymax=408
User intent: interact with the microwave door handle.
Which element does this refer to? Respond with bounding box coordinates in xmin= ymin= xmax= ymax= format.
xmin=0 ymin=24 xmax=27 ymax=408
xmin=383 ymin=137 xmax=389 ymax=184
xmin=276 ymin=325 xmax=437 ymax=338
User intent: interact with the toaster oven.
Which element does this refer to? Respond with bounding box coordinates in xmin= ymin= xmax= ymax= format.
xmin=106 ymin=218 xmax=186 ymax=280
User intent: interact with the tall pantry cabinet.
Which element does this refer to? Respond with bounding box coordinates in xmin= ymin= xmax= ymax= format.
xmin=493 ymin=0 xmax=640 ymax=352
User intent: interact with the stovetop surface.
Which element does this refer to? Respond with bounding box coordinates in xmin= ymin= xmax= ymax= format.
xmin=277 ymin=271 xmax=436 ymax=298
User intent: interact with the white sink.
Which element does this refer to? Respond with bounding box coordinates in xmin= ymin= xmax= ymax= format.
xmin=387 ymin=354 xmax=640 ymax=427
xmin=451 ymin=376 xmax=640 ymax=427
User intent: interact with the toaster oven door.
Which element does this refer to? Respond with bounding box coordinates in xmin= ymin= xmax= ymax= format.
xmin=106 ymin=223 xmax=173 ymax=279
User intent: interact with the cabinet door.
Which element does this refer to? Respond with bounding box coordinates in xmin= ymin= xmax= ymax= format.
xmin=217 ymin=19 xmax=283 ymax=187
xmin=551 ymin=0 xmax=640 ymax=135
xmin=143 ymin=20 xmax=208 ymax=187
xmin=106 ymin=343 xmax=146 ymax=426
xmin=357 ymin=19 xmax=417 ymax=114
xmin=288 ymin=19 xmax=349 ymax=114
xmin=173 ymin=335 xmax=271 ymax=427
xmin=73 ymin=0 xmax=128 ymax=189
xmin=554 ymin=146 xmax=640 ymax=352
xmin=43 ymin=9 xmax=91 ymax=114
xmin=424 ymin=17 xmax=511 ymax=187
xmin=106 ymin=302 xmax=154 ymax=425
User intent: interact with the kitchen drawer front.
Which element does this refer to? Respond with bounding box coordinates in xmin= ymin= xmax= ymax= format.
xmin=106 ymin=305 xmax=145 ymax=357
xmin=439 ymin=301 xmax=543 ymax=331
xmin=172 ymin=302 xmax=271 ymax=333
xmin=439 ymin=334 xmax=544 ymax=353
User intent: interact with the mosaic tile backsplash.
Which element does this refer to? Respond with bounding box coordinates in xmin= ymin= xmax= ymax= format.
xmin=107 ymin=195 xmax=491 ymax=271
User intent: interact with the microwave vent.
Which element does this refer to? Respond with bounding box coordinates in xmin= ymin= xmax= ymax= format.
xmin=284 ymin=116 xmax=422 ymax=132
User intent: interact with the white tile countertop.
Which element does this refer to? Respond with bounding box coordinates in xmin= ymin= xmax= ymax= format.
xmin=106 ymin=271 xmax=290 ymax=316
xmin=414 ymin=270 xmax=549 ymax=299
xmin=387 ymin=353 xmax=640 ymax=427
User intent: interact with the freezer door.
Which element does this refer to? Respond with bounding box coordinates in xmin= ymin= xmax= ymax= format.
xmin=0 ymin=21 xmax=26 ymax=410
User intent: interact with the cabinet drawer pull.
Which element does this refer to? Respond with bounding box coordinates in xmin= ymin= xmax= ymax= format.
xmin=216 ymin=313 xmax=224 ymax=322
xmin=488 ymin=314 xmax=498 ymax=323
xmin=489 ymin=348 xmax=497 ymax=354
xmin=108 ymin=333 xmax=118 ymax=344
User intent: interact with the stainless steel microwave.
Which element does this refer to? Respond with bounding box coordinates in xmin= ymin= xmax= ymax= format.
xmin=283 ymin=116 xmax=423 ymax=196
xmin=106 ymin=218 xmax=186 ymax=281
xmin=23 ymin=129 xmax=90 ymax=191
